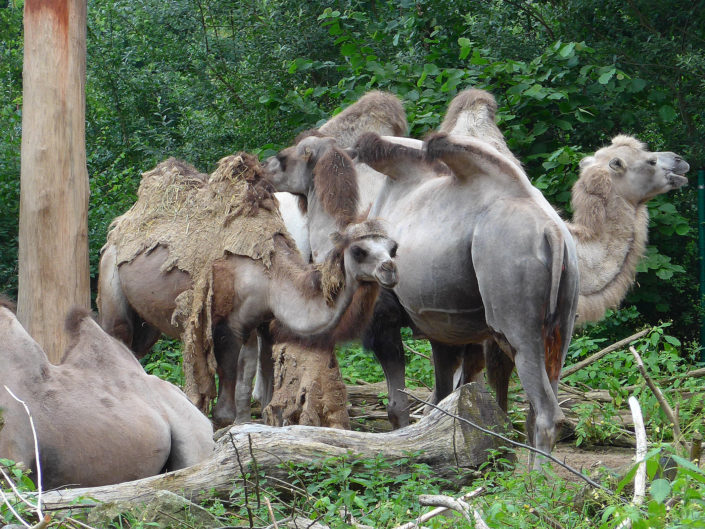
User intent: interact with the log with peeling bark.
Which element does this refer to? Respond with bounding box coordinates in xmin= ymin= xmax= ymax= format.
xmin=39 ymin=384 xmax=512 ymax=511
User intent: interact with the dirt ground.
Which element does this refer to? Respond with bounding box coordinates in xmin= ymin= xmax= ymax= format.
xmin=514 ymin=442 xmax=636 ymax=482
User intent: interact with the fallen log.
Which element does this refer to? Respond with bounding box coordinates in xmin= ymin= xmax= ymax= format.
xmin=39 ymin=383 xmax=512 ymax=511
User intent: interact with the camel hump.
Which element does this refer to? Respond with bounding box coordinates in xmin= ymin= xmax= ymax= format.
xmin=319 ymin=90 xmax=408 ymax=148
xmin=64 ymin=306 xmax=95 ymax=336
xmin=0 ymin=294 xmax=16 ymax=312
xmin=439 ymin=88 xmax=498 ymax=134
xmin=609 ymin=134 xmax=646 ymax=151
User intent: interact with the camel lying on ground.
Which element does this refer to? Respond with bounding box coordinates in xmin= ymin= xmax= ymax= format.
xmin=98 ymin=155 xmax=398 ymax=426
xmin=267 ymin=93 xmax=581 ymax=464
xmin=0 ymin=297 xmax=214 ymax=489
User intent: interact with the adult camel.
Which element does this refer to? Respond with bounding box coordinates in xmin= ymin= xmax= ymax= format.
xmin=267 ymin=99 xmax=581 ymax=463
xmin=98 ymin=156 xmax=398 ymax=426
xmin=0 ymin=297 xmax=214 ymax=488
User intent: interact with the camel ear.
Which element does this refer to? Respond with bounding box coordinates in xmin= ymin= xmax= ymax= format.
xmin=329 ymin=231 xmax=345 ymax=246
xmin=579 ymin=155 xmax=595 ymax=169
xmin=608 ymin=157 xmax=626 ymax=175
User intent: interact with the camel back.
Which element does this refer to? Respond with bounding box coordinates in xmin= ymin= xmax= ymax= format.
xmin=105 ymin=154 xmax=297 ymax=408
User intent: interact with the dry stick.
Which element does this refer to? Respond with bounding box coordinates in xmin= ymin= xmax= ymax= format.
xmin=561 ymin=329 xmax=650 ymax=378
xmin=418 ymin=494 xmax=473 ymax=525
xmin=265 ymin=497 xmax=279 ymax=529
xmin=629 ymin=346 xmax=683 ymax=447
xmin=615 ymin=396 xmax=647 ymax=529
xmin=4 ymin=385 xmax=45 ymax=525
xmin=230 ymin=432 xmax=254 ymax=529
xmin=400 ymin=389 xmax=612 ymax=493
xmin=402 ymin=342 xmax=430 ymax=360
xmin=392 ymin=487 xmax=485 ymax=529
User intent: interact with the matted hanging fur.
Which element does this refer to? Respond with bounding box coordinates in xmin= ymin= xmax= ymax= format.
xmin=104 ymin=153 xmax=297 ymax=408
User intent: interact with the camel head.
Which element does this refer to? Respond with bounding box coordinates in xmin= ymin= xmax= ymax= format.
xmin=333 ymin=220 xmax=398 ymax=289
xmin=265 ymin=133 xmax=360 ymax=226
xmin=578 ymin=135 xmax=689 ymax=205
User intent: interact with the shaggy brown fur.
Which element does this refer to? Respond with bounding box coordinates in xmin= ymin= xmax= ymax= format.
xmin=312 ymin=145 xmax=360 ymax=227
xmin=0 ymin=294 xmax=15 ymax=312
xmin=355 ymin=132 xmax=425 ymax=177
xmin=318 ymin=90 xmax=408 ymax=148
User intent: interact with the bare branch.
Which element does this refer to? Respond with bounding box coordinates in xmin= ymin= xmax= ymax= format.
xmin=403 ymin=342 xmax=430 ymax=360
xmin=615 ymin=396 xmax=647 ymax=529
xmin=629 ymin=347 xmax=683 ymax=447
xmin=561 ymin=329 xmax=649 ymax=378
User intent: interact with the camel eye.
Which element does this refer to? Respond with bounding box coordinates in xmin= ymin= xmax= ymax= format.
xmin=350 ymin=245 xmax=368 ymax=262
xmin=647 ymin=158 xmax=657 ymax=166
xmin=276 ymin=153 xmax=288 ymax=172
xmin=390 ymin=243 xmax=398 ymax=258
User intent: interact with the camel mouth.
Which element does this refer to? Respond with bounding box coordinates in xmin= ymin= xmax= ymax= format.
xmin=668 ymin=172 xmax=689 ymax=189
xmin=375 ymin=263 xmax=399 ymax=288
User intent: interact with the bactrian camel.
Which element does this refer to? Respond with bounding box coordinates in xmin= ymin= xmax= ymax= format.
xmin=268 ymin=94 xmax=581 ymax=464
xmin=267 ymin=89 xmax=690 ymax=442
xmin=99 ymin=157 xmax=398 ymax=426
xmin=0 ymin=297 xmax=214 ymax=488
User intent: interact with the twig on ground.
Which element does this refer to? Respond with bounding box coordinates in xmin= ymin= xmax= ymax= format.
xmin=472 ymin=508 xmax=491 ymax=529
xmin=615 ymin=396 xmax=648 ymax=529
xmin=527 ymin=506 xmax=566 ymax=529
xmin=391 ymin=487 xmax=485 ymax=529
xmin=402 ymin=342 xmax=430 ymax=360
xmin=400 ymin=389 xmax=612 ymax=493
xmin=629 ymin=346 xmax=683 ymax=447
xmin=230 ymin=432 xmax=254 ymax=529
xmin=418 ymin=494 xmax=473 ymax=525
xmin=3 ymin=385 xmax=47 ymax=527
xmin=265 ymin=497 xmax=279 ymax=529
xmin=561 ymin=329 xmax=649 ymax=378
xmin=64 ymin=516 xmax=100 ymax=529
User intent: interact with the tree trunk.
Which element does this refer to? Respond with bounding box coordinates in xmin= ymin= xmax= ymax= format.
xmin=264 ymin=342 xmax=350 ymax=429
xmin=40 ymin=384 xmax=513 ymax=510
xmin=18 ymin=0 xmax=90 ymax=363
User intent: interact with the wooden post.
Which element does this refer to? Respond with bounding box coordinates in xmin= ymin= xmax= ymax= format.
xmin=18 ymin=0 xmax=90 ymax=363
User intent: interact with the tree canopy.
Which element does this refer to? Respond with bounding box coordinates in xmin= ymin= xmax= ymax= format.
xmin=0 ymin=0 xmax=703 ymax=345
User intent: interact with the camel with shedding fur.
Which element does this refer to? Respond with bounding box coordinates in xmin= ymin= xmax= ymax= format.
xmin=0 ymin=297 xmax=214 ymax=488
xmin=99 ymin=202 xmax=398 ymax=426
xmin=267 ymin=91 xmax=581 ymax=464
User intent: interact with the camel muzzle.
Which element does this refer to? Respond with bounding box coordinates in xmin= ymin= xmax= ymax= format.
xmin=375 ymin=261 xmax=398 ymax=288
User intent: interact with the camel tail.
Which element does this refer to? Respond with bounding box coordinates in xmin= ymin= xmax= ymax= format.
xmin=543 ymin=226 xmax=570 ymax=382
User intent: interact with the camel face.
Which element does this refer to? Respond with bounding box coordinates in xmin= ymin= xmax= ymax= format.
xmin=580 ymin=136 xmax=689 ymax=205
xmin=344 ymin=235 xmax=398 ymax=288
xmin=265 ymin=136 xmax=339 ymax=195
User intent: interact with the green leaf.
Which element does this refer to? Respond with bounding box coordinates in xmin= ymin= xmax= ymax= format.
xmin=559 ymin=42 xmax=575 ymax=58
xmin=598 ymin=69 xmax=615 ymax=84
xmin=650 ymin=479 xmax=671 ymax=503
xmin=658 ymin=105 xmax=677 ymax=123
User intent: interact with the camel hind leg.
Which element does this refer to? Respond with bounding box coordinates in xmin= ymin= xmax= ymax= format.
xmin=97 ymin=245 xmax=161 ymax=357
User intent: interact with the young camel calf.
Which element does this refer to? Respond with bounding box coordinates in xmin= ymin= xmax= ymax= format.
xmin=0 ymin=297 xmax=214 ymax=488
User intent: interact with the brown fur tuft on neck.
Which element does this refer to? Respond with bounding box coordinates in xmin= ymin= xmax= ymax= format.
xmin=0 ymin=294 xmax=16 ymax=312
xmin=313 ymin=145 xmax=359 ymax=227
xmin=212 ymin=153 xmax=279 ymax=219
xmin=64 ymin=307 xmax=94 ymax=336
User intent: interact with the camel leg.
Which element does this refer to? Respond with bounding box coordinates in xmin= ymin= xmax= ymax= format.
xmin=512 ymin=346 xmax=564 ymax=469
xmin=256 ymin=325 xmax=275 ymax=408
xmin=483 ymin=339 xmax=515 ymax=412
xmin=212 ymin=323 xmax=242 ymax=427
xmin=461 ymin=343 xmax=486 ymax=385
xmin=362 ymin=290 xmax=409 ymax=429
xmin=235 ymin=333 xmax=258 ymax=424
xmin=428 ymin=341 xmax=465 ymax=404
